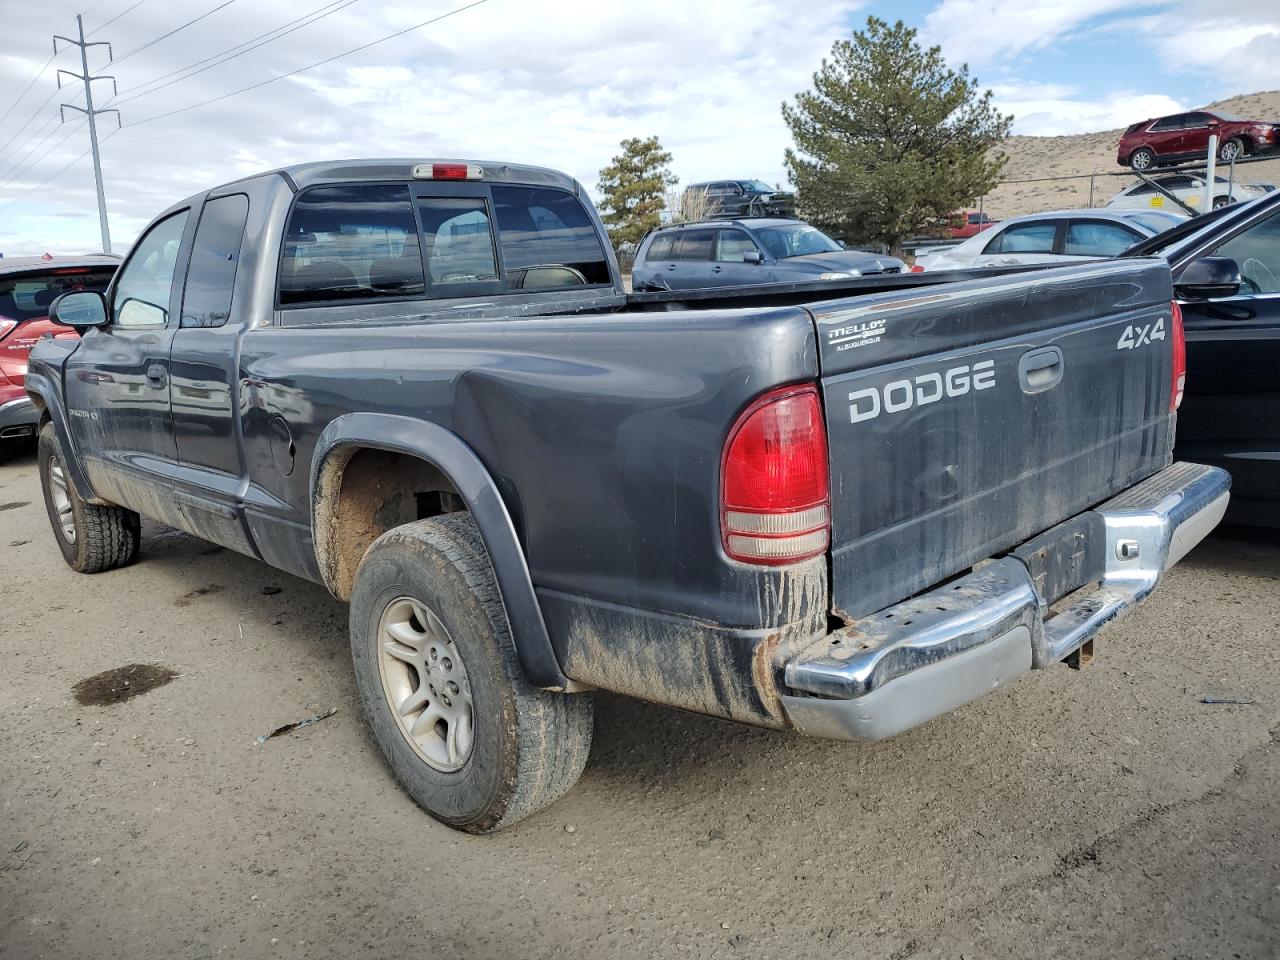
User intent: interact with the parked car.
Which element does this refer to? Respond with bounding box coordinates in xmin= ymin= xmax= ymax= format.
xmin=949 ymin=210 xmax=997 ymax=239
xmin=1108 ymin=173 xmax=1268 ymax=212
xmin=1124 ymin=191 xmax=1280 ymax=526
xmin=0 ymin=254 xmax=117 ymax=443
xmin=632 ymin=218 xmax=904 ymax=291
xmin=916 ymin=209 xmax=1183 ymax=271
xmin=1117 ymin=110 xmax=1279 ymax=170
xmin=683 ymin=180 xmax=796 ymax=219
xmin=29 ymin=158 xmax=1226 ymax=833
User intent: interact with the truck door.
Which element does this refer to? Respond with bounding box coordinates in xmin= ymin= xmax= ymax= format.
xmin=64 ymin=207 xmax=191 ymax=528
xmin=169 ymin=192 xmax=258 ymax=555
xmin=1174 ymin=204 xmax=1280 ymax=523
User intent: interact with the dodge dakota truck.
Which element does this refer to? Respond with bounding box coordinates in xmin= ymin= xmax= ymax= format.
xmin=28 ymin=159 xmax=1230 ymax=833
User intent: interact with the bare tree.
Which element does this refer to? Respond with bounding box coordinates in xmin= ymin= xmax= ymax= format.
xmin=665 ymin=185 xmax=715 ymax=224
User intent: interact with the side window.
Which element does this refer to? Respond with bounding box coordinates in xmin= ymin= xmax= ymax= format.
xmin=416 ymin=197 xmax=499 ymax=290
xmin=491 ymin=185 xmax=610 ymax=290
xmin=715 ymin=229 xmax=758 ymax=262
xmin=1151 ymin=115 xmax=1185 ymax=131
xmin=113 ymin=210 xmax=189 ymax=328
xmin=1063 ymin=221 xmax=1141 ymax=257
xmin=673 ymin=229 xmax=715 ymax=261
xmin=182 ymin=194 xmax=249 ymax=328
xmin=986 ymin=222 xmax=1057 ymax=254
xmin=646 ymin=233 xmax=674 ymax=260
xmin=1210 ymin=210 xmax=1280 ymax=294
xmin=1182 ymin=112 xmax=1211 ymax=128
xmin=279 ymin=184 xmax=424 ymax=306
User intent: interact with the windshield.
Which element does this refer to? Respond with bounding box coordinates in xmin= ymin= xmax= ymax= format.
xmin=754 ymin=224 xmax=841 ymax=259
xmin=740 ymin=181 xmax=775 ymax=194
xmin=0 ymin=268 xmax=116 ymax=322
xmin=1124 ymin=195 xmax=1266 ymax=258
xmin=1123 ymin=211 xmax=1186 ymax=234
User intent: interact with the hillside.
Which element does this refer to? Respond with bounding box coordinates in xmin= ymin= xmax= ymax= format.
xmin=982 ymin=90 xmax=1280 ymax=219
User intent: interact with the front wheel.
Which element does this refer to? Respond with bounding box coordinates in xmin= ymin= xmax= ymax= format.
xmin=1219 ymin=137 xmax=1245 ymax=163
xmin=1129 ymin=147 xmax=1156 ymax=171
xmin=349 ymin=513 xmax=593 ymax=833
xmin=37 ymin=422 xmax=139 ymax=573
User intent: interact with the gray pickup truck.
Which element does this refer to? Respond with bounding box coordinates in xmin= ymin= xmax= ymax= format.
xmin=28 ymin=159 xmax=1229 ymax=832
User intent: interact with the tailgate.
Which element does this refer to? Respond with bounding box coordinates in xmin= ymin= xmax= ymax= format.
xmin=812 ymin=259 xmax=1176 ymax=619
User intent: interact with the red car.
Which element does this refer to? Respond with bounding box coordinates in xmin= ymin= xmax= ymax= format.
xmin=949 ymin=210 xmax=996 ymax=239
xmin=1117 ymin=110 xmax=1280 ymax=171
xmin=1 ymin=254 xmax=118 ymax=442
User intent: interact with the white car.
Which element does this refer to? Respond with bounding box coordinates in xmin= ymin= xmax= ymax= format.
xmin=917 ymin=209 xmax=1184 ymax=271
xmin=1107 ymin=173 xmax=1268 ymax=213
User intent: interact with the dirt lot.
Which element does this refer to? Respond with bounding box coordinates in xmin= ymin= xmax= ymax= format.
xmin=2 ymin=441 xmax=1278 ymax=960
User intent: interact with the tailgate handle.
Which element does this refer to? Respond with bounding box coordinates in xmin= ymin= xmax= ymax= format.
xmin=1018 ymin=346 xmax=1064 ymax=393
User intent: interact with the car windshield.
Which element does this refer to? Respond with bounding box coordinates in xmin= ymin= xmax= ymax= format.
xmin=754 ymin=224 xmax=841 ymax=259
xmin=1123 ymin=211 xmax=1185 ymax=234
xmin=1123 ymin=196 xmax=1266 ymax=258
xmin=0 ymin=267 xmax=116 ymax=322
xmin=740 ymin=181 xmax=775 ymax=193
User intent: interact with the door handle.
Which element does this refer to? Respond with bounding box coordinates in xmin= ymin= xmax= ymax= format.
xmin=712 ymin=265 xmax=724 ymax=273
xmin=666 ymin=264 xmax=677 ymax=271
xmin=1018 ymin=346 xmax=1064 ymax=393
xmin=145 ymin=363 xmax=167 ymax=389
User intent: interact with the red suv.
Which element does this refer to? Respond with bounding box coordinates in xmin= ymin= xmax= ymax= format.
xmin=0 ymin=255 xmax=118 ymax=442
xmin=1118 ymin=110 xmax=1279 ymax=171
xmin=948 ymin=210 xmax=997 ymax=239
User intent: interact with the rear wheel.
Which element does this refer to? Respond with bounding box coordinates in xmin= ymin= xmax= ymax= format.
xmin=349 ymin=513 xmax=593 ymax=833
xmin=37 ymin=422 xmax=140 ymax=573
xmin=1129 ymin=147 xmax=1156 ymax=171
xmin=1219 ymin=137 xmax=1245 ymax=163
xmin=1213 ymin=195 xmax=1234 ymax=209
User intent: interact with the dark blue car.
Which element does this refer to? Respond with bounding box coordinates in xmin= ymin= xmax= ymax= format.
xmin=631 ymin=218 xmax=905 ymax=291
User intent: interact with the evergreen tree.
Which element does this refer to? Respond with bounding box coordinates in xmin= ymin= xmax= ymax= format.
xmin=783 ymin=17 xmax=1011 ymax=255
xmin=597 ymin=136 xmax=677 ymax=250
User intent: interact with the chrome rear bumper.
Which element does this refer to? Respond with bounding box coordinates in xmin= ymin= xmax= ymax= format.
xmin=781 ymin=462 xmax=1231 ymax=740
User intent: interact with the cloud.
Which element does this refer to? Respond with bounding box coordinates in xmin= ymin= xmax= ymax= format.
xmin=0 ymin=0 xmax=865 ymax=255
xmin=990 ymin=84 xmax=1186 ymax=135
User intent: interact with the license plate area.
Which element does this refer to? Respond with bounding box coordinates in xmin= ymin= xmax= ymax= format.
xmin=1009 ymin=511 xmax=1105 ymax=607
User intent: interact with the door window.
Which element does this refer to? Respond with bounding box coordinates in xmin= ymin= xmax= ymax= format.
xmin=1151 ymin=115 xmax=1186 ymax=131
xmin=279 ymin=184 xmax=424 ymax=306
xmin=672 ymin=229 xmax=715 ymax=261
xmin=113 ymin=210 xmax=189 ymax=328
xmin=182 ymin=194 xmax=249 ymax=328
xmin=645 ymin=233 xmax=674 ymax=260
xmin=1209 ymin=210 xmax=1280 ymax=294
xmin=715 ymin=229 xmax=759 ymax=262
xmin=1181 ymin=112 xmax=1212 ymax=128
xmin=1063 ymin=221 xmax=1142 ymax=257
xmin=491 ymin=185 xmax=610 ymax=289
xmin=984 ymin=222 xmax=1057 ymax=255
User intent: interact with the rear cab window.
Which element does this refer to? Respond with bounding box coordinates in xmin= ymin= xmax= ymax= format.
xmin=278 ymin=181 xmax=610 ymax=307
xmin=0 ymin=267 xmax=115 ymax=323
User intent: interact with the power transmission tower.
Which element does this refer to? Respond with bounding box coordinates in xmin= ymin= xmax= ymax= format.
xmin=54 ymin=15 xmax=120 ymax=253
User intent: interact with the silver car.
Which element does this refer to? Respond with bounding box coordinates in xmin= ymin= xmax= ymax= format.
xmin=919 ymin=208 xmax=1185 ymax=272
xmin=1107 ymin=173 xmax=1269 ymax=213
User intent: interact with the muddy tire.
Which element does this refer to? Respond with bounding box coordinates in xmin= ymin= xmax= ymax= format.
xmin=37 ymin=422 xmax=139 ymax=573
xmin=349 ymin=513 xmax=592 ymax=833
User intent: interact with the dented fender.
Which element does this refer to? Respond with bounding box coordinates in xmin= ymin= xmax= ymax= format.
xmin=310 ymin=412 xmax=569 ymax=690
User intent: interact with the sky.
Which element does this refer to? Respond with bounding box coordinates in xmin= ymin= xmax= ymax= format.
xmin=0 ymin=0 xmax=1276 ymax=255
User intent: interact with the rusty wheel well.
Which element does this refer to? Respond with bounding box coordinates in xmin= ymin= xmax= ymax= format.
xmin=314 ymin=447 xmax=465 ymax=600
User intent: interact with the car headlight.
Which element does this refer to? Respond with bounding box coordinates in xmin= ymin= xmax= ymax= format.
xmin=820 ymin=271 xmax=860 ymax=280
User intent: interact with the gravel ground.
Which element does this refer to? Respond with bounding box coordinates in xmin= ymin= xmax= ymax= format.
xmin=1 ymin=441 xmax=1277 ymax=960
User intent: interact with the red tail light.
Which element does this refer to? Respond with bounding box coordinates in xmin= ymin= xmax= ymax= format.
xmin=721 ymin=384 xmax=830 ymax=565
xmin=1170 ymin=300 xmax=1186 ymax=411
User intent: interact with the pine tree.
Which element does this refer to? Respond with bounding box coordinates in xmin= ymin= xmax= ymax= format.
xmin=783 ymin=18 xmax=1012 ymax=255
xmin=597 ymin=136 xmax=677 ymax=250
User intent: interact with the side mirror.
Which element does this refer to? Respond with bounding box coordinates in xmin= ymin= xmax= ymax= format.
xmin=48 ymin=290 xmax=108 ymax=328
xmin=743 ymin=250 xmax=763 ymax=264
xmin=837 ymin=239 xmax=848 ymax=249
xmin=1175 ymin=256 xmax=1242 ymax=300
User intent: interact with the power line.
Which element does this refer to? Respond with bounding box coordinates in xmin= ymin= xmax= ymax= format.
xmin=127 ymin=0 xmax=489 ymax=128
xmin=110 ymin=0 xmax=363 ymax=105
xmin=0 ymin=114 xmax=64 ymax=184
xmin=0 ymin=47 xmax=65 ymax=125
xmin=0 ymin=87 xmax=65 ymax=163
xmin=87 ymin=0 xmax=149 ymax=37
xmin=0 ymin=119 xmax=89 ymax=191
xmin=111 ymin=0 xmax=240 ymax=65
xmin=0 ymin=127 xmax=120 ymax=211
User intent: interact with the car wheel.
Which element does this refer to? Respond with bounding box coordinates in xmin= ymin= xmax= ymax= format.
xmin=37 ymin=422 xmax=140 ymax=573
xmin=1213 ymin=195 xmax=1234 ymax=209
xmin=349 ymin=512 xmax=593 ymax=833
xmin=1129 ymin=148 xmax=1156 ymax=171
xmin=1219 ymin=138 xmax=1245 ymax=163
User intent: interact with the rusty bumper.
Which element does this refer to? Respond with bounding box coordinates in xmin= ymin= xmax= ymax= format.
xmin=780 ymin=462 xmax=1231 ymax=741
